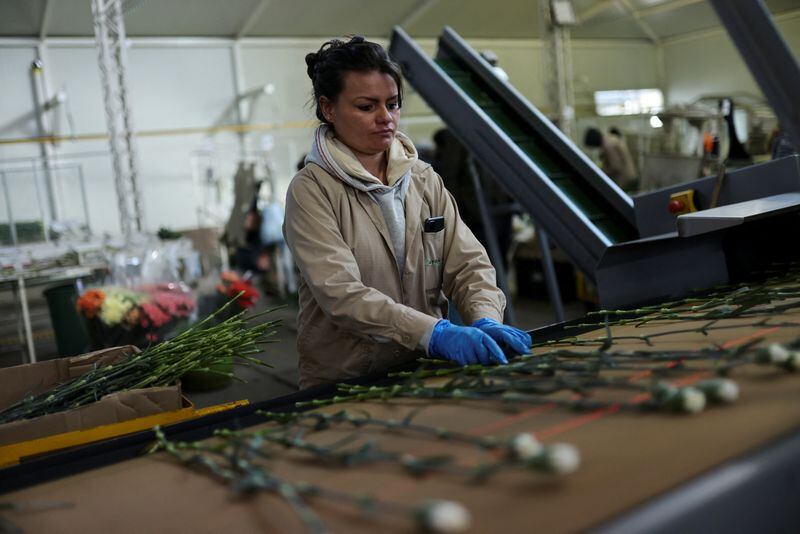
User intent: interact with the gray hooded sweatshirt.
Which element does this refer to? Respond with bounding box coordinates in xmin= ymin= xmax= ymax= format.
xmin=305 ymin=124 xmax=416 ymax=273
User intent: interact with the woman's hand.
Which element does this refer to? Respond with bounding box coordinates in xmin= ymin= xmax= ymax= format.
xmin=472 ymin=318 xmax=531 ymax=356
xmin=428 ymin=320 xmax=508 ymax=366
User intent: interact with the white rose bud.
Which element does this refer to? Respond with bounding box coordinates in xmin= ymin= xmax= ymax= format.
xmin=651 ymin=381 xmax=678 ymax=402
xmin=713 ymin=379 xmax=739 ymax=403
xmin=696 ymin=379 xmax=739 ymax=404
xmin=680 ymin=387 xmax=706 ymax=414
xmin=768 ymin=343 xmax=790 ymax=364
xmin=417 ymin=500 xmax=472 ymax=533
xmin=509 ymin=433 xmax=543 ymax=460
xmin=786 ymin=352 xmax=800 ymax=372
xmin=545 ymin=443 xmax=581 ymax=475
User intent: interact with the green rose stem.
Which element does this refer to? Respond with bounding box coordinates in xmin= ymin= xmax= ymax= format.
xmin=531 ymin=319 xmax=797 ymax=349
xmin=294 ymin=368 xmax=746 ymax=414
xmin=221 ymin=427 xmax=471 ymax=479
xmin=294 ymin=381 xmax=702 ymax=413
xmin=572 ymin=283 xmax=800 ymax=331
xmin=153 ymin=427 xmax=473 ymax=534
xmin=534 ymin=271 xmax=800 ymax=348
xmin=252 ymin=410 xmax=585 ymax=479
xmin=0 ymin=295 xmax=280 ymax=424
xmin=257 ymin=409 xmax=500 ymax=450
xmin=413 ymin=348 xmax=745 ymax=370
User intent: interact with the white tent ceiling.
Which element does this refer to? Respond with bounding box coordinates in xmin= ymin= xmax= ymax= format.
xmin=0 ymin=0 xmax=798 ymax=41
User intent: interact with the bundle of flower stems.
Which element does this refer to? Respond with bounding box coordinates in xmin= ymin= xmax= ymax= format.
xmin=0 ymin=296 xmax=279 ymax=425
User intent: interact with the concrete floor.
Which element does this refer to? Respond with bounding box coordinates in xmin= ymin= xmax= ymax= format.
xmin=0 ymin=286 xmax=588 ymax=409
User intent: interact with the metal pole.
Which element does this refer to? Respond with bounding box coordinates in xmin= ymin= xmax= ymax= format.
xmin=77 ymin=164 xmax=92 ymax=235
xmin=17 ymin=274 xmax=37 ymax=363
xmin=539 ymin=0 xmax=575 ymax=137
xmin=466 ymin=157 xmax=517 ymax=325
xmin=29 ymin=58 xmax=59 ymax=223
xmin=1 ymin=172 xmax=17 ymax=246
xmin=30 ymin=162 xmax=51 ymax=242
xmin=230 ymin=43 xmax=249 ymax=160
xmin=562 ymin=26 xmax=575 ymax=140
xmin=536 ymin=228 xmax=566 ymax=323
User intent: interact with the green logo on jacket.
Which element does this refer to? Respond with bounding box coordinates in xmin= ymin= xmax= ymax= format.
xmin=425 ymin=258 xmax=442 ymax=267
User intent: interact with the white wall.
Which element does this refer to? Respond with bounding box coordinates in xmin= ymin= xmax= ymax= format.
xmin=0 ymin=36 xmax=659 ymax=237
xmin=0 ymin=46 xmax=40 ymax=149
xmin=663 ymin=13 xmax=800 ymax=105
xmin=1 ymin=40 xmax=243 ymax=235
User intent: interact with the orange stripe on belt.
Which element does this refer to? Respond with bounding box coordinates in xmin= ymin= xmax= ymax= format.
xmin=720 ymin=326 xmax=781 ymax=349
xmin=469 ymin=404 xmax=557 ymax=436
xmin=527 ymin=326 xmax=780 ymax=440
xmin=434 ymin=326 xmax=779 ymax=445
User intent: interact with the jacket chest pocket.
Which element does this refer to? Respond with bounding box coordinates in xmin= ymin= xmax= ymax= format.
xmin=421 ymin=229 xmax=444 ymax=297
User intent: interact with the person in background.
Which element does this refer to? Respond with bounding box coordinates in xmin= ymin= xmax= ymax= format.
xmin=223 ymin=162 xmax=266 ymax=273
xmin=283 ymin=36 xmax=531 ymax=389
xmin=584 ymin=127 xmax=638 ymax=192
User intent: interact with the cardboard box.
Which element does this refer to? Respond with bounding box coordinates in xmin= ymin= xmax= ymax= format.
xmin=0 ymin=346 xmax=183 ymax=447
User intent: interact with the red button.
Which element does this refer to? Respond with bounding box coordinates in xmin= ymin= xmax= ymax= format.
xmin=668 ymin=199 xmax=685 ymax=214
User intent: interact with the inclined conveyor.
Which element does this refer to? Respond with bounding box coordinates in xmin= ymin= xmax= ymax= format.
xmin=391 ymin=26 xmax=637 ymax=278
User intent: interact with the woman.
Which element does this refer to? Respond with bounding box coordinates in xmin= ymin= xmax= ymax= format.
xmin=284 ymin=36 xmax=531 ymax=389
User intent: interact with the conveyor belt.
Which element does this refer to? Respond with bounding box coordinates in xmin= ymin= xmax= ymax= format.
xmin=3 ymin=290 xmax=800 ymax=532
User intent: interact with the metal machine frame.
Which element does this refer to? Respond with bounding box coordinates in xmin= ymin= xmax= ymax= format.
xmin=709 ymin=0 xmax=800 ymax=151
xmin=390 ymin=7 xmax=800 ymax=309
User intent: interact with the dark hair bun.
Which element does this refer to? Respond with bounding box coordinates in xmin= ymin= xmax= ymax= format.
xmin=305 ymin=51 xmax=320 ymax=81
xmin=306 ymin=37 xmax=370 ymax=82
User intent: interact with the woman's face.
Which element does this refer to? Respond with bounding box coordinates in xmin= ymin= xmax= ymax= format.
xmin=320 ymin=70 xmax=400 ymax=156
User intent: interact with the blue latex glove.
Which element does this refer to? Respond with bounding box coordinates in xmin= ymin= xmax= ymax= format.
xmin=428 ymin=319 xmax=508 ymax=366
xmin=472 ymin=318 xmax=531 ymax=356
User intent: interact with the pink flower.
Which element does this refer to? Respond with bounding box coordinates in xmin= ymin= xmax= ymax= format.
xmin=140 ymin=302 xmax=172 ymax=328
xmin=146 ymin=289 xmax=196 ymax=319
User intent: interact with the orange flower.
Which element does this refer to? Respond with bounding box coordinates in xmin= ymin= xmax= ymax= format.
xmin=77 ymin=289 xmax=106 ymax=319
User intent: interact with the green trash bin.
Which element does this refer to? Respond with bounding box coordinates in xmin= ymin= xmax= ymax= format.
xmin=43 ymin=283 xmax=90 ymax=356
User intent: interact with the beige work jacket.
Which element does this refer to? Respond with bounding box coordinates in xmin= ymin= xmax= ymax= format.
xmin=284 ymin=160 xmax=506 ymax=389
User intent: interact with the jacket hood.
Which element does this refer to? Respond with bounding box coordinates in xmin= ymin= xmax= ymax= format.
xmin=305 ymin=124 xmax=418 ymax=193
